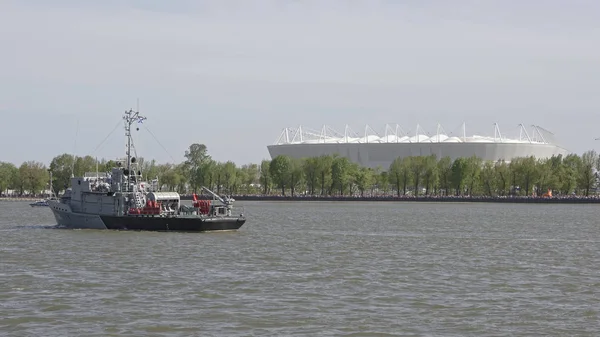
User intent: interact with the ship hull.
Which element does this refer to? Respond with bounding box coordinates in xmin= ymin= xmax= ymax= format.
xmin=48 ymin=201 xmax=245 ymax=232
xmin=99 ymin=215 xmax=245 ymax=232
xmin=49 ymin=202 xmax=108 ymax=229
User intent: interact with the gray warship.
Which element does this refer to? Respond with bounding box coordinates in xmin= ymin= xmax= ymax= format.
xmin=48 ymin=108 xmax=246 ymax=232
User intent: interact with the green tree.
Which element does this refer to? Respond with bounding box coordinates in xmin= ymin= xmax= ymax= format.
xmin=270 ymin=155 xmax=291 ymax=195
xmin=0 ymin=162 xmax=18 ymax=195
xmin=408 ymin=156 xmax=426 ymax=196
xmin=480 ymin=160 xmax=496 ymax=196
xmin=174 ymin=164 xmax=188 ymax=194
xmin=316 ymin=155 xmax=333 ymax=195
xmin=259 ymin=160 xmax=271 ymax=195
xmin=200 ymin=160 xmax=216 ymax=192
xmin=422 ymin=155 xmax=438 ymax=195
xmin=511 ymin=156 xmax=538 ymax=196
xmin=19 ymin=161 xmax=48 ymax=195
xmin=376 ymin=169 xmax=389 ymax=195
xmin=221 ymin=161 xmax=237 ymax=194
xmin=288 ymin=158 xmax=304 ymax=196
xmin=302 ymin=157 xmax=319 ymax=195
xmin=388 ymin=157 xmax=410 ymax=196
xmin=371 ymin=167 xmax=384 ymax=195
xmin=494 ymin=160 xmax=510 ymax=196
xmin=212 ymin=162 xmax=225 ymax=194
xmin=100 ymin=159 xmax=117 ymax=172
xmin=578 ymin=150 xmax=597 ymax=196
xmin=544 ymin=155 xmax=563 ymax=194
xmin=354 ymin=167 xmax=375 ymax=197
xmin=73 ymin=155 xmax=97 ymax=177
xmin=451 ymin=157 xmax=468 ymax=196
xmin=49 ymin=153 xmax=76 ymax=194
xmin=331 ymin=156 xmax=352 ymax=195
xmin=183 ymin=143 xmax=211 ymax=193
xmin=437 ymin=156 xmax=453 ymax=196
xmin=160 ymin=165 xmax=182 ymax=191
xmin=11 ymin=167 xmax=24 ymax=195
xmin=140 ymin=158 xmax=159 ymax=182
xmin=464 ymin=156 xmax=482 ymax=195
xmin=561 ymin=154 xmax=580 ymax=194
xmin=239 ymin=163 xmax=259 ymax=194
xmin=346 ymin=162 xmax=360 ymax=195
xmin=535 ymin=158 xmax=553 ymax=196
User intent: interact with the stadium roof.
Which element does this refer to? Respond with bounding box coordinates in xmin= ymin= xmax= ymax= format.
xmin=273 ymin=123 xmax=558 ymax=145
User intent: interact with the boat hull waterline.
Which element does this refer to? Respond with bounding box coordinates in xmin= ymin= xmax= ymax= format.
xmin=49 ymin=203 xmax=245 ymax=231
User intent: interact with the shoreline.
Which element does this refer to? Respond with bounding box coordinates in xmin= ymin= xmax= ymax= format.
xmin=0 ymin=197 xmax=41 ymax=202
xmin=182 ymin=195 xmax=600 ymax=204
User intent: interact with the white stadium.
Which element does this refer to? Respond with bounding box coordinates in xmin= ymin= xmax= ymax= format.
xmin=267 ymin=123 xmax=570 ymax=169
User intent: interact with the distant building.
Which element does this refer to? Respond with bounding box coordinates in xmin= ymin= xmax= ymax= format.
xmin=267 ymin=123 xmax=569 ymax=169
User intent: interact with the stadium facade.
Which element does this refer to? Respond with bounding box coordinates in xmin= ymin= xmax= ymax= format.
xmin=267 ymin=123 xmax=570 ymax=169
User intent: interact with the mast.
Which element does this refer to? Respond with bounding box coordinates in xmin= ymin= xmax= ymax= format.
xmin=48 ymin=169 xmax=53 ymax=198
xmin=123 ymin=108 xmax=146 ymax=192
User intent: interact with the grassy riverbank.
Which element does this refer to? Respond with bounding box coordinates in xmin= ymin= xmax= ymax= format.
xmin=179 ymin=194 xmax=600 ymax=204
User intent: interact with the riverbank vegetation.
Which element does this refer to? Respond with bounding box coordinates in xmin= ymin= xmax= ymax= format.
xmin=1 ymin=144 xmax=599 ymax=197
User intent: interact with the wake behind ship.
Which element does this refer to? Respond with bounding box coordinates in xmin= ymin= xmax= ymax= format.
xmin=48 ymin=108 xmax=246 ymax=232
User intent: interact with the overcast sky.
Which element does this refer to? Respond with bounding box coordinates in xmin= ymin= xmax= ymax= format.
xmin=1 ymin=0 xmax=599 ymax=166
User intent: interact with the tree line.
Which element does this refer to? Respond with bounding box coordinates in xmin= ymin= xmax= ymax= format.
xmin=1 ymin=143 xmax=599 ymax=197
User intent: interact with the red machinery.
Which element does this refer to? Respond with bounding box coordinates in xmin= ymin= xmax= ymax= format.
xmin=141 ymin=199 xmax=161 ymax=215
xmin=192 ymin=193 xmax=211 ymax=215
xmin=128 ymin=208 xmax=141 ymax=215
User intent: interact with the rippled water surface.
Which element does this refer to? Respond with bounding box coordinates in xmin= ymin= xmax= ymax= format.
xmin=1 ymin=200 xmax=599 ymax=336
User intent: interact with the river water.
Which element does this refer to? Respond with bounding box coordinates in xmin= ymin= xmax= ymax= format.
xmin=1 ymin=200 xmax=599 ymax=336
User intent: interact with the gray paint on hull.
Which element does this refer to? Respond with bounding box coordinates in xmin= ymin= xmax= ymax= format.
xmin=48 ymin=201 xmax=107 ymax=229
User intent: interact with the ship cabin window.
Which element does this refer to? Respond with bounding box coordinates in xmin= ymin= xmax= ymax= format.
xmin=216 ymin=207 xmax=225 ymax=215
